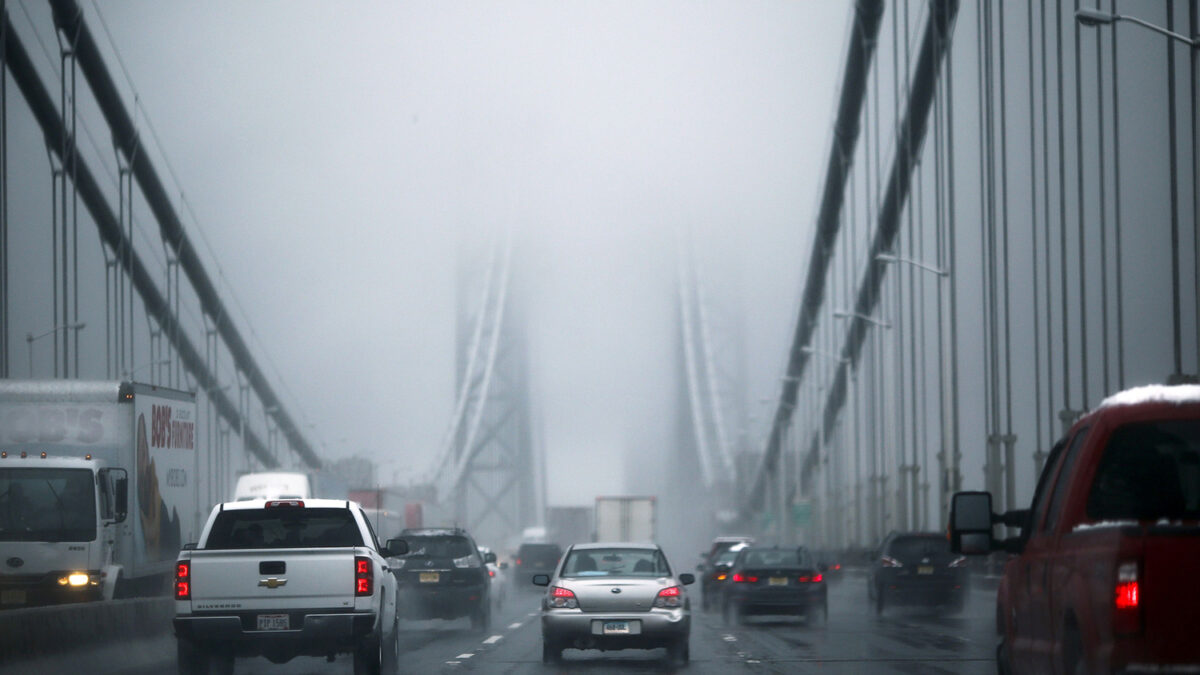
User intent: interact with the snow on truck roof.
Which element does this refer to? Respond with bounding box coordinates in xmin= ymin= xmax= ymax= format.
xmin=1095 ymin=384 xmax=1200 ymax=411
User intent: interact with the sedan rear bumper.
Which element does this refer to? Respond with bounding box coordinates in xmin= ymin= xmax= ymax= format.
xmin=542 ymin=608 xmax=689 ymax=649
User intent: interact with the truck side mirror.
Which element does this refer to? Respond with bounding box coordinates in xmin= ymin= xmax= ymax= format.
xmin=384 ymin=538 xmax=409 ymax=557
xmin=112 ymin=470 xmax=129 ymax=524
xmin=950 ymin=491 xmax=995 ymax=554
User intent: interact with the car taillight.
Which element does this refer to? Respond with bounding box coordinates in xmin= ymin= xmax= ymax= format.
xmin=516 ymin=558 xmax=522 ymax=566
xmin=949 ymin=556 xmax=968 ymax=568
xmin=265 ymin=500 xmax=304 ymax=508
xmin=1114 ymin=561 xmax=1140 ymax=634
xmin=798 ymin=574 xmax=824 ymax=583
xmin=549 ymin=586 xmax=578 ymax=609
xmin=715 ymin=573 xmax=727 ymax=581
xmin=732 ymin=573 xmax=758 ymax=583
xmin=355 ymin=556 xmax=373 ymax=597
xmin=881 ymin=556 xmax=903 ymax=567
xmin=175 ymin=561 xmax=191 ymax=600
xmin=654 ymin=585 xmax=682 ymax=608
xmin=489 ymin=569 xmax=496 ymax=577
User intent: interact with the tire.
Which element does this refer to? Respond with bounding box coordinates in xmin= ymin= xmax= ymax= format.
xmin=470 ymin=603 xmax=491 ymax=633
xmin=668 ymin=637 xmax=690 ymax=664
xmin=996 ymin=636 xmax=1012 ymax=675
xmin=381 ymin=623 xmax=400 ymax=675
xmin=808 ymin=601 xmax=828 ymax=627
xmin=542 ymin=639 xmax=562 ymax=664
xmin=1062 ymin=626 xmax=1086 ymax=675
xmin=176 ymin=639 xmax=209 ymax=675
xmin=353 ymin=636 xmax=382 ymax=675
xmin=209 ymin=644 xmax=234 ymax=675
xmin=875 ymin=587 xmax=885 ymax=616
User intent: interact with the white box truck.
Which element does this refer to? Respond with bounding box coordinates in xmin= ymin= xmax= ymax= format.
xmin=594 ymin=496 xmax=656 ymax=543
xmin=0 ymin=380 xmax=199 ymax=607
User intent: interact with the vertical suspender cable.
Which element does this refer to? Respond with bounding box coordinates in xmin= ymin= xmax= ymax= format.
xmin=998 ymin=0 xmax=1016 ymax=519
xmin=0 ymin=0 xmax=6 ymax=378
xmin=1028 ymin=0 xmax=1044 ymax=468
xmin=945 ymin=7 xmax=961 ymax=497
xmin=1057 ymin=0 xmax=1072 ymax=427
xmin=1096 ymin=4 xmax=1109 ymax=395
xmin=1042 ymin=0 xmax=1057 ymax=442
xmin=1167 ymin=0 xmax=1183 ymax=379
xmin=1192 ymin=0 xmax=1199 ymax=373
xmin=1074 ymin=0 xmax=1090 ymax=407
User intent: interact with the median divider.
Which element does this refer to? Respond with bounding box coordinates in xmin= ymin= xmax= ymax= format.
xmin=0 ymin=597 xmax=174 ymax=661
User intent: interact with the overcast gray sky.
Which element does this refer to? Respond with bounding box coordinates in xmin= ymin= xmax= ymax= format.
xmin=81 ymin=1 xmax=850 ymax=503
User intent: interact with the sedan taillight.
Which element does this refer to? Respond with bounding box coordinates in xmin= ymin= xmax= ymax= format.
xmin=549 ymin=586 xmax=578 ymax=609
xmin=654 ymin=586 xmax=682 ymax=608
xmin=355 ymin=556 xmax=373 ymax=597
xmin=732 ymin=573 xmax=758 ymax=583
xmin=175 ymin=561 xmax=191 ymax=600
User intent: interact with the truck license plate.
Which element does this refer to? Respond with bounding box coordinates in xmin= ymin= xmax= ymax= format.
xmin=256 ymin=614 xmax=289 ymax=631
xmin=603 ymin=621 xmax=630 ymax=635
xmin=917 ymin=566 xmax=934 ymax=575
xmin=769 ymin=577 xmax=788 ymax=586
xmin=1 ymin=590 xmax=26 ymax=605
xmin=419 ymin=572 xmax=439 ymax=583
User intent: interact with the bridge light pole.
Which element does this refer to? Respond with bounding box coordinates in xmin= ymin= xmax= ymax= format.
xmin=1075 ymin=8 xmax=1200 ymax=48
xmin=26 ymin=322 xmax=86 ymax=377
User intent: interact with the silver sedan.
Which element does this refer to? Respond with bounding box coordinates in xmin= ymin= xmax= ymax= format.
xmin=532 ymin=542 xmax=695 ymax=664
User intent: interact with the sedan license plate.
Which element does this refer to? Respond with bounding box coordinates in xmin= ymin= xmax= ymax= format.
xmin=419 ymin=572 xmax=440 ymax=583
xmin=603 ymin=621 xmax=631 ymax=635
xmin=1 ymin=590 xmax=26 ymax=605
xmin=769 ymin=577 xmax=788 ymax=586
xmin=917 ymin=566 xmax=934 ymax=575
xmin=256 ymin=614 xmax=289 ymax=631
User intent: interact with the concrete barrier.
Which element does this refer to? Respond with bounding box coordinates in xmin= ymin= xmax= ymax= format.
xmin=0 ymin=597 xmax=173 ymax=661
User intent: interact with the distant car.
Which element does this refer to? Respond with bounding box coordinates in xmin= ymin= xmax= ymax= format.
xmin=813 ymin=549 xmax=845 ymax=583
xmin=392 ymin=527 xmax=491 ymax=630
xmin=533 ymin=542 xmax=694 ymax=664
xmin=868 ymin=532 xmax=968 ymax=615
xmin=697 ymin=542 xmax=749 ymax=611
xmin=478 ymin=545 xmax=508 ymax=609
xmin=721 ymin=546 xmax=827 ymax=625
xmin=512 ymin=541 xmax=563 ymax=589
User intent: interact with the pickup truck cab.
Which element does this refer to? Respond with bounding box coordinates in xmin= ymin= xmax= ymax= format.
xmin=173 ymin=498 xmax=407 ymax=675
xmin=951 ymin=384 xmax=1200 ymax=674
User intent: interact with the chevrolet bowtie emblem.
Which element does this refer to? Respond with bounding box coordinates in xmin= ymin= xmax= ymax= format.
xmin=259 ymin=577 xmax=287 ymax=589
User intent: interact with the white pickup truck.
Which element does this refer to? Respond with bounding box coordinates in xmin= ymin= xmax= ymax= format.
xmin=172 ymin=498 xmax=407 ymax=675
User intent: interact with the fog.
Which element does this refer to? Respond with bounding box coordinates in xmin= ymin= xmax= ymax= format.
xmin=45 ymin=1 xmax=850 ymax=502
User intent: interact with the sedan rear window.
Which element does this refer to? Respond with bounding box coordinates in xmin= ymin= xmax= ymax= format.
xmin=205 ymin=507 xmax=363 ymax=549
xmin=562 ymin=548 xmax=669 ymax=577
xmin=1086 ymin=420 xmax=1200 ymax=521
xmin=886 ymin=536 xmax=949 ymax=559
xmin=737 ymin=548 xmax=814 ymax=568
xmin=404 ymin=535 xmax=474 ymax=558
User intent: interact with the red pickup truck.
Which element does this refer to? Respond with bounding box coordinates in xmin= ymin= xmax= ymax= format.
xmin=950 ymin=384 xmax=1200 ymax=674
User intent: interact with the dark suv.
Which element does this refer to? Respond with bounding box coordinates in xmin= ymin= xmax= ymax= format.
xmin=511 ymin=542 xmax=562 ymax=590
xmin=393 ymin=528 xmax=492 ymax=630
xmin=868 ymin=532 xmax=968 ymax=614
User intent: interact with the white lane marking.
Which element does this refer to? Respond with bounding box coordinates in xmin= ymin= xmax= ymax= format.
xmin=445 ymin=661 xmax=460 ymax=665
xmin=508 ymin=622 xmax=523 ymax=629
xmin=722 ymin=634 xmax=737 ymax=642
xmin=527 ymin=612 xmax=537 ymax=617
xmin=455 ymin=653 xmax=474 ymax=659
xmin=483 ymin=635 xmax=503 ymax=645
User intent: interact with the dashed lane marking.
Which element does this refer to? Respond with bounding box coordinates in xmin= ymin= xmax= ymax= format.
xmin=455 ymin=653 xmax=474 ymax=659
xmin=483 ymin=635 xmax=503 ymax=645
xmin=508 ymin=622 xmax=523 ymax=630
xmin=722 ymin=634 xmax=737 ymax=642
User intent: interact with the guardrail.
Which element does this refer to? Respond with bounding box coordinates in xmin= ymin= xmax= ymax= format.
xmin=0 ymin=597 xmax=173 ymax=662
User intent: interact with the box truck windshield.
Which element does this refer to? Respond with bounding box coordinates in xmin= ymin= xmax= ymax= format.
xmin=0 ymin=467 xmax=96 ymax=542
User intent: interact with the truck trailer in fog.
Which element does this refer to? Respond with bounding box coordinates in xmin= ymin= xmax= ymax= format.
xmin=594 ymin=495 xmax=656 ymax=543
xmin=0 ymin=380 xmax=199 ymax=606
xmin=545 ymin=504 xmax=593 ymax=547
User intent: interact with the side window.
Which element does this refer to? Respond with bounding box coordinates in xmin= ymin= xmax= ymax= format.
xmin=1025 ymin=438 xmax=1068 ymax=535
xmin=1040 ymin=427 xmax=1091 ymax=534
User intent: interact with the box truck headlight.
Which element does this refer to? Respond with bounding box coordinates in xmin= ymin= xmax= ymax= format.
xmin=62 ymin=573 xmax=90 ymax=587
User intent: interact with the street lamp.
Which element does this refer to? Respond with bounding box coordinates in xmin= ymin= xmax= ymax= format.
xmin=875 ymin=253 xmax=950 ymax=277
xmin=1075 ymin=8 xmax=1200 ymax=47
xmin=833 ymin=309 xmax=892 ymax=329
xmin=25 ymin=322 xmax=86 ymax=377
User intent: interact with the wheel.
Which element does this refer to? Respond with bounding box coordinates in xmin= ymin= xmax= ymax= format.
xmin=470 ymin=603 xmax=491 ymax=632
xmin=808 ymin=602 xmax=828 ymax=627
xmin=176 ymin=639 xmax=210 ymax=675
xmin=541 ymin=638 xmax=562 ymax=664
xmin=996 ymin=636 xmax=1012 ymax=675
xmin=875 ymin=587 xmax=885 ymax=616
xmin=1062 ymin=626 xmax=1086 ymax=675
xmin=353 ymin=636 xmax=382 ymax=675
xmin=381 ymin=623 xmax=400 ymax=674
xmin=209 ymin=645 xmax=234 ymax=675
xmin=668 ymin=637 xmax=689 ymax=664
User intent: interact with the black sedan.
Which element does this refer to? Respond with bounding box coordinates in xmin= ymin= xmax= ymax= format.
xmin=867 ymin=532 xmax=968 ymax=614
xmin=720 ymin=546 xmax=828 ymax=625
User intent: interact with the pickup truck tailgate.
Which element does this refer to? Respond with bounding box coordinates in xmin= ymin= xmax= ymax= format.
xmin=1142 ymin=529 xmax=1200 ymax=659
xmin=187 ymin=547 xmax=361 ymax=611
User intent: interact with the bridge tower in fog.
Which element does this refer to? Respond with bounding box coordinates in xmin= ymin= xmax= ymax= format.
xmin=428 ymin=233 xmax=538 ymax=545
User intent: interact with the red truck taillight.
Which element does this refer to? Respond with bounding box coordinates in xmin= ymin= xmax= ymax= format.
xmin=355 ymin=556 xmax=373 ymax=596
xmin=1114 ymin=561 xmax=1141 ymax=634
xmin=175 ymin=561 xmax=191 ymax=600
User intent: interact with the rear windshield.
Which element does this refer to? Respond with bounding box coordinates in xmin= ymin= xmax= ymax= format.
xmin=517 ymin=543 xmax=562 ymax=565
xmin=205 ymin=507 xmax=362 ymax=549
xmin=561 ymin=548 xmax=670 ymax=577
xmin=403 ymin=535 xmax=474 ymax=559
xmin=736 ymin=548 xmax=814 ymax=568
xmin=886 ymin=536 xmax=949 ymax=559
xmin=1087 ymin=420 xmax=1200 ymax=521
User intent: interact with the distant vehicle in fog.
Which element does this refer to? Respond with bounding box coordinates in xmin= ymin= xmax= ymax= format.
xmin=697 ymin=541 xmax=749 ymax=611
xmin=720 ymin=545 xmax=827 ymax=626
xmin=533 ymin=542 xmax=694 ymax=664
xmin=951 ymin=384 xmax=1200 ymax=675
xmin=512 ymin=541 xmax=563 ymax=590
xmin=868 ymin=532 xmax=968 ymax=615
xmin=478 ymin=545 xmax=508 ymax=609
xmin=594 ymin=496 xmax=656 ymax=542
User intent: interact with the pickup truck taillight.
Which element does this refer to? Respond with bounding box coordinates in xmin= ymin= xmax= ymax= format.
xmin=175 ymin=561 xmax=191 ymax=600
xmin=355 ymin=556 xmax=373 ymax=596
xmin=1114 ymin=561 xmax=1141 ymax=634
